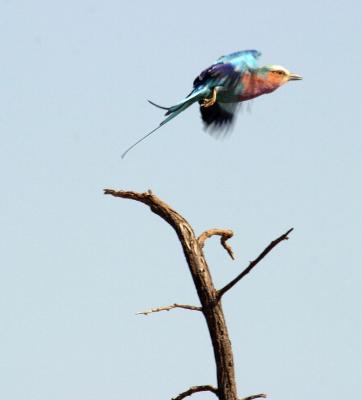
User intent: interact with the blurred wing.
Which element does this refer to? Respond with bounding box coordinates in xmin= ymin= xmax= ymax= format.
xmin=195 ymin=50 xmax=261 ymax=134
xmin=199 ymin=101 xmax=240 ymax=135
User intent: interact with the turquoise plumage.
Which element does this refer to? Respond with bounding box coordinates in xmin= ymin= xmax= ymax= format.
xmin=122 ymin=50 xmax=302 ymax=158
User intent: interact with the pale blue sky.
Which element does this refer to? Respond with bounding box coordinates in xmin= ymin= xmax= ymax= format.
xmin=0 ymin=1 xmax=361 ymax=399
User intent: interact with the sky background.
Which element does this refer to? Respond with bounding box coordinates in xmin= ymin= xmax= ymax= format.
xmin=0 ymin=1 xmax=361 ymax=399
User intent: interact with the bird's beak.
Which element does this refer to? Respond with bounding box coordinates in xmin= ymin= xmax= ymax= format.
xmin=288 ymin=73 xmax=303 ymax=81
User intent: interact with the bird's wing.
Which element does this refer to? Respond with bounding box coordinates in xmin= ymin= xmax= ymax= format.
xmin=193 ymin=49 xmax=261 ymax=90
xmin=216 ymin=49 xmax=261 ymax=71
xmin=193 ymin=63 xmax=240 ymax=91
xmin=195 ymin=50 xmax=261 ymax=133
xmin=199 ymin=101 xmax=240 ymax=136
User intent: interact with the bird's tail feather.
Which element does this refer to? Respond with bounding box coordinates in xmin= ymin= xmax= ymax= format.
xmin=121 ymin=106 xmax=188 ymax=159
xmin=121 ymin=88 xmax=208 ymax=159
xmin=148 ymin=87 xmax=208 ymax=115
xmin=147 ymin=100 xmax=169 ymax=111
xmin=148 ymin=99 xmax=192 ymax=116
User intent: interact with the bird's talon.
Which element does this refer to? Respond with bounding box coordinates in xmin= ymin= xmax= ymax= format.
xmin=202 ymin=89 xmax=217 ymax=108
xmin=202 ymin=99 xmax=214 ymax=107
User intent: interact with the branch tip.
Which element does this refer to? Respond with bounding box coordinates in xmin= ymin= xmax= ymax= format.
xmin=198 ymin=229 xmax=235 ymax=260
xmin=218 ymin=228 xmax=293 ymax=299
xmin=240 ymin=394 xmax=267 ymax=400
xmin=172 ymin=385 xmax=218 ymax=400
xmin=136 ymin=303 xmax=202 ymax=316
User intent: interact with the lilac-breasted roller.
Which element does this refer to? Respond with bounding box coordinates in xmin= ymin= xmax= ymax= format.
xmin=121 ymin=50 xmax=302 ymax=158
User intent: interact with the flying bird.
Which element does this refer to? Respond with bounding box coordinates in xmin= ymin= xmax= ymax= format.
xmin=121 ymin=50 xmax=302 ymax=158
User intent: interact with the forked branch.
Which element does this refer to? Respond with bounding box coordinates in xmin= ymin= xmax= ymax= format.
xmin=217 ymin=228 xmax=293 ymax=300
xmin=105 ymin=189 xmax=293 ymax=400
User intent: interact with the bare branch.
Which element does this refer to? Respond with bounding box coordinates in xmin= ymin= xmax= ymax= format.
xmin=104 ymin=189 xmax=155 ymax=208
xmin=172 ymin=385 xmax=218 ymax=400
xmin=105 ymin=189 xmax=293 ymax=400
xmin=198 ymin=229 xmax=235 ymax=260
xmin=240 ymin=394 xmax=267 ymax=400
xmin=217 ymin=228 xmax=293 ymax=299
xmin=136 ymin=303 xmax=202 ymax=316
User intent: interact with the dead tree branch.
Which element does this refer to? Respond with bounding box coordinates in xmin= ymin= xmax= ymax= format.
xmin=217 ymin=228 xmax=293 ymax=300
xmin=172 ymin=385 xmax=218 ymax=400
xmin=198 ymin=229 xmax=235 ymax=260
xmin=136 ymin=303 xmax=201 ymax=316
xmin=240 ymin=395 xmax=267 ymax=400
xmin=105 ymin=189 xmax=293 ymax=400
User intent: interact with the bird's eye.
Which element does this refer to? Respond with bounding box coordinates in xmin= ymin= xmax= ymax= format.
xmin=275 ymin=70 xmax=284 ymax=75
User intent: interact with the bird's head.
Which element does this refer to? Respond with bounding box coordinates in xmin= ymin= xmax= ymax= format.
xmin=259 ymin=65 xmax=302 ymax=88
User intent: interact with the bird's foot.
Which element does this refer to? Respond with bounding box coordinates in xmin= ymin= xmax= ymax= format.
xmin=202 ymin=89 xmax=217 ymax=108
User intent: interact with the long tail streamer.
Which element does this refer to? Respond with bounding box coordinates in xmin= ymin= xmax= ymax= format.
xmin=122 ymin=90 xmax=206 ymax=158
xmin=121 ymin=124 xmax=164 ymax=159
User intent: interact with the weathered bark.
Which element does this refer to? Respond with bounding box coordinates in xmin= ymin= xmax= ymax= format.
xmin=104 ymin=189 xmax=292 ymax=400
